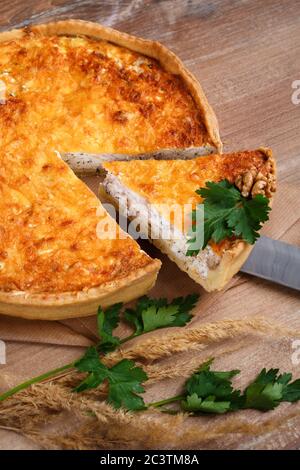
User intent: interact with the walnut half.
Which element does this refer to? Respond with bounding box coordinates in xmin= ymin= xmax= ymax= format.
xmin=234 ymin=158 xmax=276 ymax=199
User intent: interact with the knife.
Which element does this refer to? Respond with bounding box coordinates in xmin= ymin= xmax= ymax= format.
xmin=240 ymin=236 xmax=300 ymax=291
xmin=62 ymin=150 xmax=300 ymax=291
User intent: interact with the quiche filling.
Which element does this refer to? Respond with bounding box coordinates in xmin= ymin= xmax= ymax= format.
xmin=103 ymin=172 xmax=220 ymax=279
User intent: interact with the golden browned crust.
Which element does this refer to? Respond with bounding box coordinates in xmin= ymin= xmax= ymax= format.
xmin=0 ymin=259 xmax=161 ymax=320
xmin=0 ymin=32 xmax=204 ymax=153
xmin=189 ymin=242 xmax=253 ymax=291
xmin=151 ymin=239 xmax=253 ymax=292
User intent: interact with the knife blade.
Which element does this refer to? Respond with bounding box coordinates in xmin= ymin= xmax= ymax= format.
xmin=240 ymin=236 xmax=300 ymax=291
xmin=61 ymin=146 xmax=214 ymax=175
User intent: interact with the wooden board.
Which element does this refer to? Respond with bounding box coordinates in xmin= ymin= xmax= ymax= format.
xmin=0 ymin=0 xmax=299 ymax=450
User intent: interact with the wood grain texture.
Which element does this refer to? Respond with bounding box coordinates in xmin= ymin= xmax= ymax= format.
xmin=0 ymin=0 xmax=299 ymax=450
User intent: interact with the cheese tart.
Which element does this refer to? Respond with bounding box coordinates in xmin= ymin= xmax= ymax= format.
xmin=100 ymin=149 xmax=276 ymax=292
xmin=0 ymin=20 xmax=221 ymax=319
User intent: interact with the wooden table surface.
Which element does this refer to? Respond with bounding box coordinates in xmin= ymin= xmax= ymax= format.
xmin=0 ymin=0 xmax=300 ymax=450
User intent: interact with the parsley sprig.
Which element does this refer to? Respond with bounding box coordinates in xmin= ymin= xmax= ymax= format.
xmin=0 ymin=294 xmax=199 ymax=405
xmin=1 ymin=295 xmax=300 ymax=415
xmin=97 ymin=294 xmax=198 ymax=353
xmin=124 ymin=294 xmax=199 ymax=336
xmin=243 ymin=368 xmax=300 ymax=410
xmin=148 ymin=359 xmax=300 ymax=414
xmin=186 ymin=179 xmax=271 ymax=256
xmin=74 ymin=347 xmax=148 ymax=410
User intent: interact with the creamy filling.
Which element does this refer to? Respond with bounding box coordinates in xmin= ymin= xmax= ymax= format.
xmin=103 ymin=173 xmax=220 ymax=279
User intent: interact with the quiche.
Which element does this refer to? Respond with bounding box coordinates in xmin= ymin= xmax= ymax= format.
xmin=0 ymin=20 xmax=221 ymax=319
xmin=100 ymin=149 xmax=276 ymax=291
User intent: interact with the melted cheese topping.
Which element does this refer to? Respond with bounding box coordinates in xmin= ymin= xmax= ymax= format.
xmin=103 ymin=150 xmax=270 ymax=233
xmin=0 ymin=148 xmax=154 ymax=293
xmin=0 ymin=33 xmax=208 ymax=153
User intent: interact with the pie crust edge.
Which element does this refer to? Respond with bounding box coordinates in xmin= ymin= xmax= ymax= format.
xmin=0 ymin=260 xmax=161 ymax=320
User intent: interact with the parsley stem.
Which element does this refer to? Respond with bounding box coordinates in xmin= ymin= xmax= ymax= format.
xmin=147 ymin=394 xmax=185 ymax=408
xmin=0 ymin=331 xmax=143 ymax=403
xmin=0 ymin=321 xmax=173 ymax=403
xmin=0 ymin=361 xmax=74 ymax=402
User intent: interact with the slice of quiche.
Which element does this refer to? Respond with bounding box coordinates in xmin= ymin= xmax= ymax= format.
xmin=0 ymin=149 xmax=161 ymax=320
xmin=100 ymin=149 xmax=276 ymax=291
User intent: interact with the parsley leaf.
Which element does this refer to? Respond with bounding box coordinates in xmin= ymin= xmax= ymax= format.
xmin=244 ymin=368 xmax=300 ymax=410
xmin=182 ymin=393 xmax=232 ymax=414
xmin=124 ymin=294 xmax=199 ymax=335
xmin=171 ymin=294 xmax=200 ymax=326
xmin=106 ymin=359 xmax=147 ymax=410
xmin=142 ymin=305 xmax=179 ymax=332
xmin=244 ymin=368 xmax=285 ymax=410
xmin=282 ymin=379 xmax=300 ymax=402
xmin=186 ymin=179 xmax=271 ymax=255
xmin=97 ymin=303 xmax=122 ymax=353
xmin=182 ymin=362 xmax=300 ymax=414
xmin=74 ymin=346 xmax=147 ymax=410
xmin=183 ymin=358 xmax=242 ymax=413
